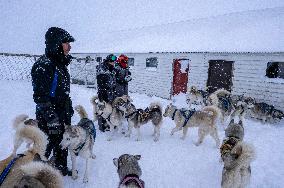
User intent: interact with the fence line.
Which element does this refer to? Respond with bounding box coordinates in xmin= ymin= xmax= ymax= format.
xmin=0 ymin=53 xmax=97 ymax=88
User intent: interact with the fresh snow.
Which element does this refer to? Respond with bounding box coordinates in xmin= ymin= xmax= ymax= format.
xmin=0 ymin=80 xmax=284 ymax=188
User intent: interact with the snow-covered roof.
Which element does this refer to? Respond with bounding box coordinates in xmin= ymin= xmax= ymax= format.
xmin=90 ymin=7 xmax=284 ymax=53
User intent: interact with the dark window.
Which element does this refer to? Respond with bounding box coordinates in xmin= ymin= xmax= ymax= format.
xmin=96 ymin=57 xmax=102 ymax=63
xmin=266 ymin=62 xmax=284 ymax=79
xmin=128 ymin=58 xmax=134 ymax=66
xmin=146 ymin=57 xmax=158 ymax=68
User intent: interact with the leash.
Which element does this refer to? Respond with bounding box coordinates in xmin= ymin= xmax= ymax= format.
xmin=0 ymin=154 xmax=25 ymax=186
xmin=119 ymin=174 xmax=144 ymax=188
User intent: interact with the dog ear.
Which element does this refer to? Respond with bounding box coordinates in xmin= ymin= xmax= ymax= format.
xmin=229 ymin=119 xmax=234 ymax=125
xmin=113 ymin=158 xmax=119 ymax=167
xmin=134 ymin=155 xmax=141 ymax=160
xmin=238 ymin=120 xmax=243 ymax=125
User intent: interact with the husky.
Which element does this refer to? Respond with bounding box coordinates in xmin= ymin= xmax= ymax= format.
xmin=186 ymin=86 xmax=209 ymax=107
xmin=113 ymin=154 xmax=145 ymax=188
xmin=0 ymin=114 xmax=49 ymax=187
xmin=12 ymin=161 xmax=63 ymax=188
xmin=163 ymin=103 xmax=220 ymax=147
xmin=96 ymin=96 xmax=125 ymax=141
xmin=207 ymin=89 xmax=254 ymax=124
xmin=248 ymin=102 xmax=284 ymax=123
xmin=220 ymin=119 xmax=255 ymax=188
xmin=120 ymin=97 xmax=163 ymax=142
xmin=60 ymin=105 xmax=96 ymax=183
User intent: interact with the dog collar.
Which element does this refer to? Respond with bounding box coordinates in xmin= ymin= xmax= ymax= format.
xmin=125 ymin=111 xmax=136 ymax=119
xmin=120 ymin=174 xmax=144 ymax=188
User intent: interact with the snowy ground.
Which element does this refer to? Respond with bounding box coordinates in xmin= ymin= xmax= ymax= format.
xmin=0 ymin=80 xmax=284 ymax=188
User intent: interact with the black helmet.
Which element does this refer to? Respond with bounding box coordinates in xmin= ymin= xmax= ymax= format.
xmin=105 ymin=54 xmax=117 ymax=62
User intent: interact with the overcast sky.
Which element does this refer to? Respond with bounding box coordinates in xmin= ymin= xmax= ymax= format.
xmin=1 ymin=0 xmax=283 ymax=53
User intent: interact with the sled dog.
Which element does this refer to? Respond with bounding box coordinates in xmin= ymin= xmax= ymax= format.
xmin=0 ymin=114 xmax=51 ymax=187
xmin=113 ymin=154 xmax=145 ymax=188
xmin=163 ymin=103 xmax=220 ymax=147
xmin=96 ymin=96 xmax=125 ymax=141
xmin=220 ymin=119 xmax=255 ymax=188
xmin=60 ymin=105 xmax=96 ymax=183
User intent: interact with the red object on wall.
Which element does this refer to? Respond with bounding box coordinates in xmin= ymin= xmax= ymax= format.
xmin=172 ymin=59 xmax=189 ymax=95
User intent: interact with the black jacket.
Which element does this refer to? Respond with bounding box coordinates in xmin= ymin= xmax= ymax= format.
xmin=31 ymin=27 xmax=74 ymax=125
xmin=96 ymin=61 xmax=116 ymax=103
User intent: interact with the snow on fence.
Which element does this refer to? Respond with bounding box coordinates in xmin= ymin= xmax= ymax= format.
xmin=0 ymin=53 xmax=96 ymax=87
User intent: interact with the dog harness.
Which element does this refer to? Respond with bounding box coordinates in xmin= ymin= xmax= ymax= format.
xmin=172 ymin=108 xmax=195 ymax=127
xmin=180 ymin=109 xmax=196 ymax=127
xmin=0 ymin=154 xmax=25 ymax=186
xmin=219 ymin=96 xmax=232 ymax=112
xmin=119 ymin=174 xmax=145 ymax=188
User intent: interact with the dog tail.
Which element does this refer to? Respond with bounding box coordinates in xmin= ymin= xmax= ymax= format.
xmin=202 ymin=105 xmax=221 ymax=125
xmin=74 ymin=104 xmax=89 ymax=119
xmin=18 ymin=125 xmax=48 ymax=158
xmin=12 ymin=114 xmax=29 ymax=129
xmin=20 ymin=161 xmax=63 ymax=188
xmin=90 ymin=95 xmax=98 ymax=105
xmin=228 ymin=141 xmax=256 ymax=169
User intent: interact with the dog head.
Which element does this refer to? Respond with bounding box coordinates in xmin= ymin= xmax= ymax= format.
xmin=60 ymin=126 xmax=81 ymax=149
xmin=113 ymin=154 xmax=142 ymax=180
xmin=272 ymin=109 xmax=284 ymax=120
xmin=163 ymin=103 xmax=177 ymax=117
xmin=225 ymin=119 xmax=244 ymax=140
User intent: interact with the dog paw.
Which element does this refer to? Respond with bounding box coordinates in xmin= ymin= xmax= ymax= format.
xmin=107 ymin=138 xmax=112 ymax=141
xmin=180 ymin=136 xmax=186 ymax=140
xmin=153 ymin=137 xmax=159 ymax=142
xmin=135 ymin=138 xmax=141 ymax=141
xmin=125 ymin=134 xmax=130 ymax=137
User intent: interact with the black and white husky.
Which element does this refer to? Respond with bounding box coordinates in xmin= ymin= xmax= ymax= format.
xmin=117 ymin=96 xmax=163 ymax=142
xmin=60 ymin=105 xmax=96 ymax=183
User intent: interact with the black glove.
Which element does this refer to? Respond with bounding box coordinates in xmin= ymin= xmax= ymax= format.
xmin=36 ymin=102 xmax=59 ymax=123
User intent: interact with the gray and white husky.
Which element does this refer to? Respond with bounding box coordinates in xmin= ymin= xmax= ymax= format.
xmin=220 ymin=119 xmax=255 ymax=188
xmin=163 ymin=103 xmax=220 ymax=147
xmin=60 ymin=105 xmax=96 ymax=183
xmin=96 ymin=96 xmax=128 ymax=140
xmin=117 ymin=95 xmax=163 ymax=142
xmin=113 ymin=154 xmax=145 ymax=188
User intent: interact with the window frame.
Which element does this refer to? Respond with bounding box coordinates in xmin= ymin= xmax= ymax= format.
xmin=146 ymin=57 xmax=158 ymax=68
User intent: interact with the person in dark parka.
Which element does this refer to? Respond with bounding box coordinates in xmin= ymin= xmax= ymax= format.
xmin=114 ymin=54 xmax=132 ymax=97
xmin=31 ymin=27 xmax=75 ymax=176
xmin=96 ymin=54 xmax=117 ymax=131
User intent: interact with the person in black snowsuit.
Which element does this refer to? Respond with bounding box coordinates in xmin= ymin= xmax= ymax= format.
xmin=96 ymin=54 xmax=117 ymax=132
xmin=31 ymin=27 xmax=75 ymax=176
xmin=114 ymin=54 xmax=132 ymax=97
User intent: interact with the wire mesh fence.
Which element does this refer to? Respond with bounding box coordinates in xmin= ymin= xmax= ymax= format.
xmin=0 ymin=53 xmax=97 ymax=88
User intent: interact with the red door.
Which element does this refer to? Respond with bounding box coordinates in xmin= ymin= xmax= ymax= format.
xmin=172 ymin=59 xmax=189 ymax=95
